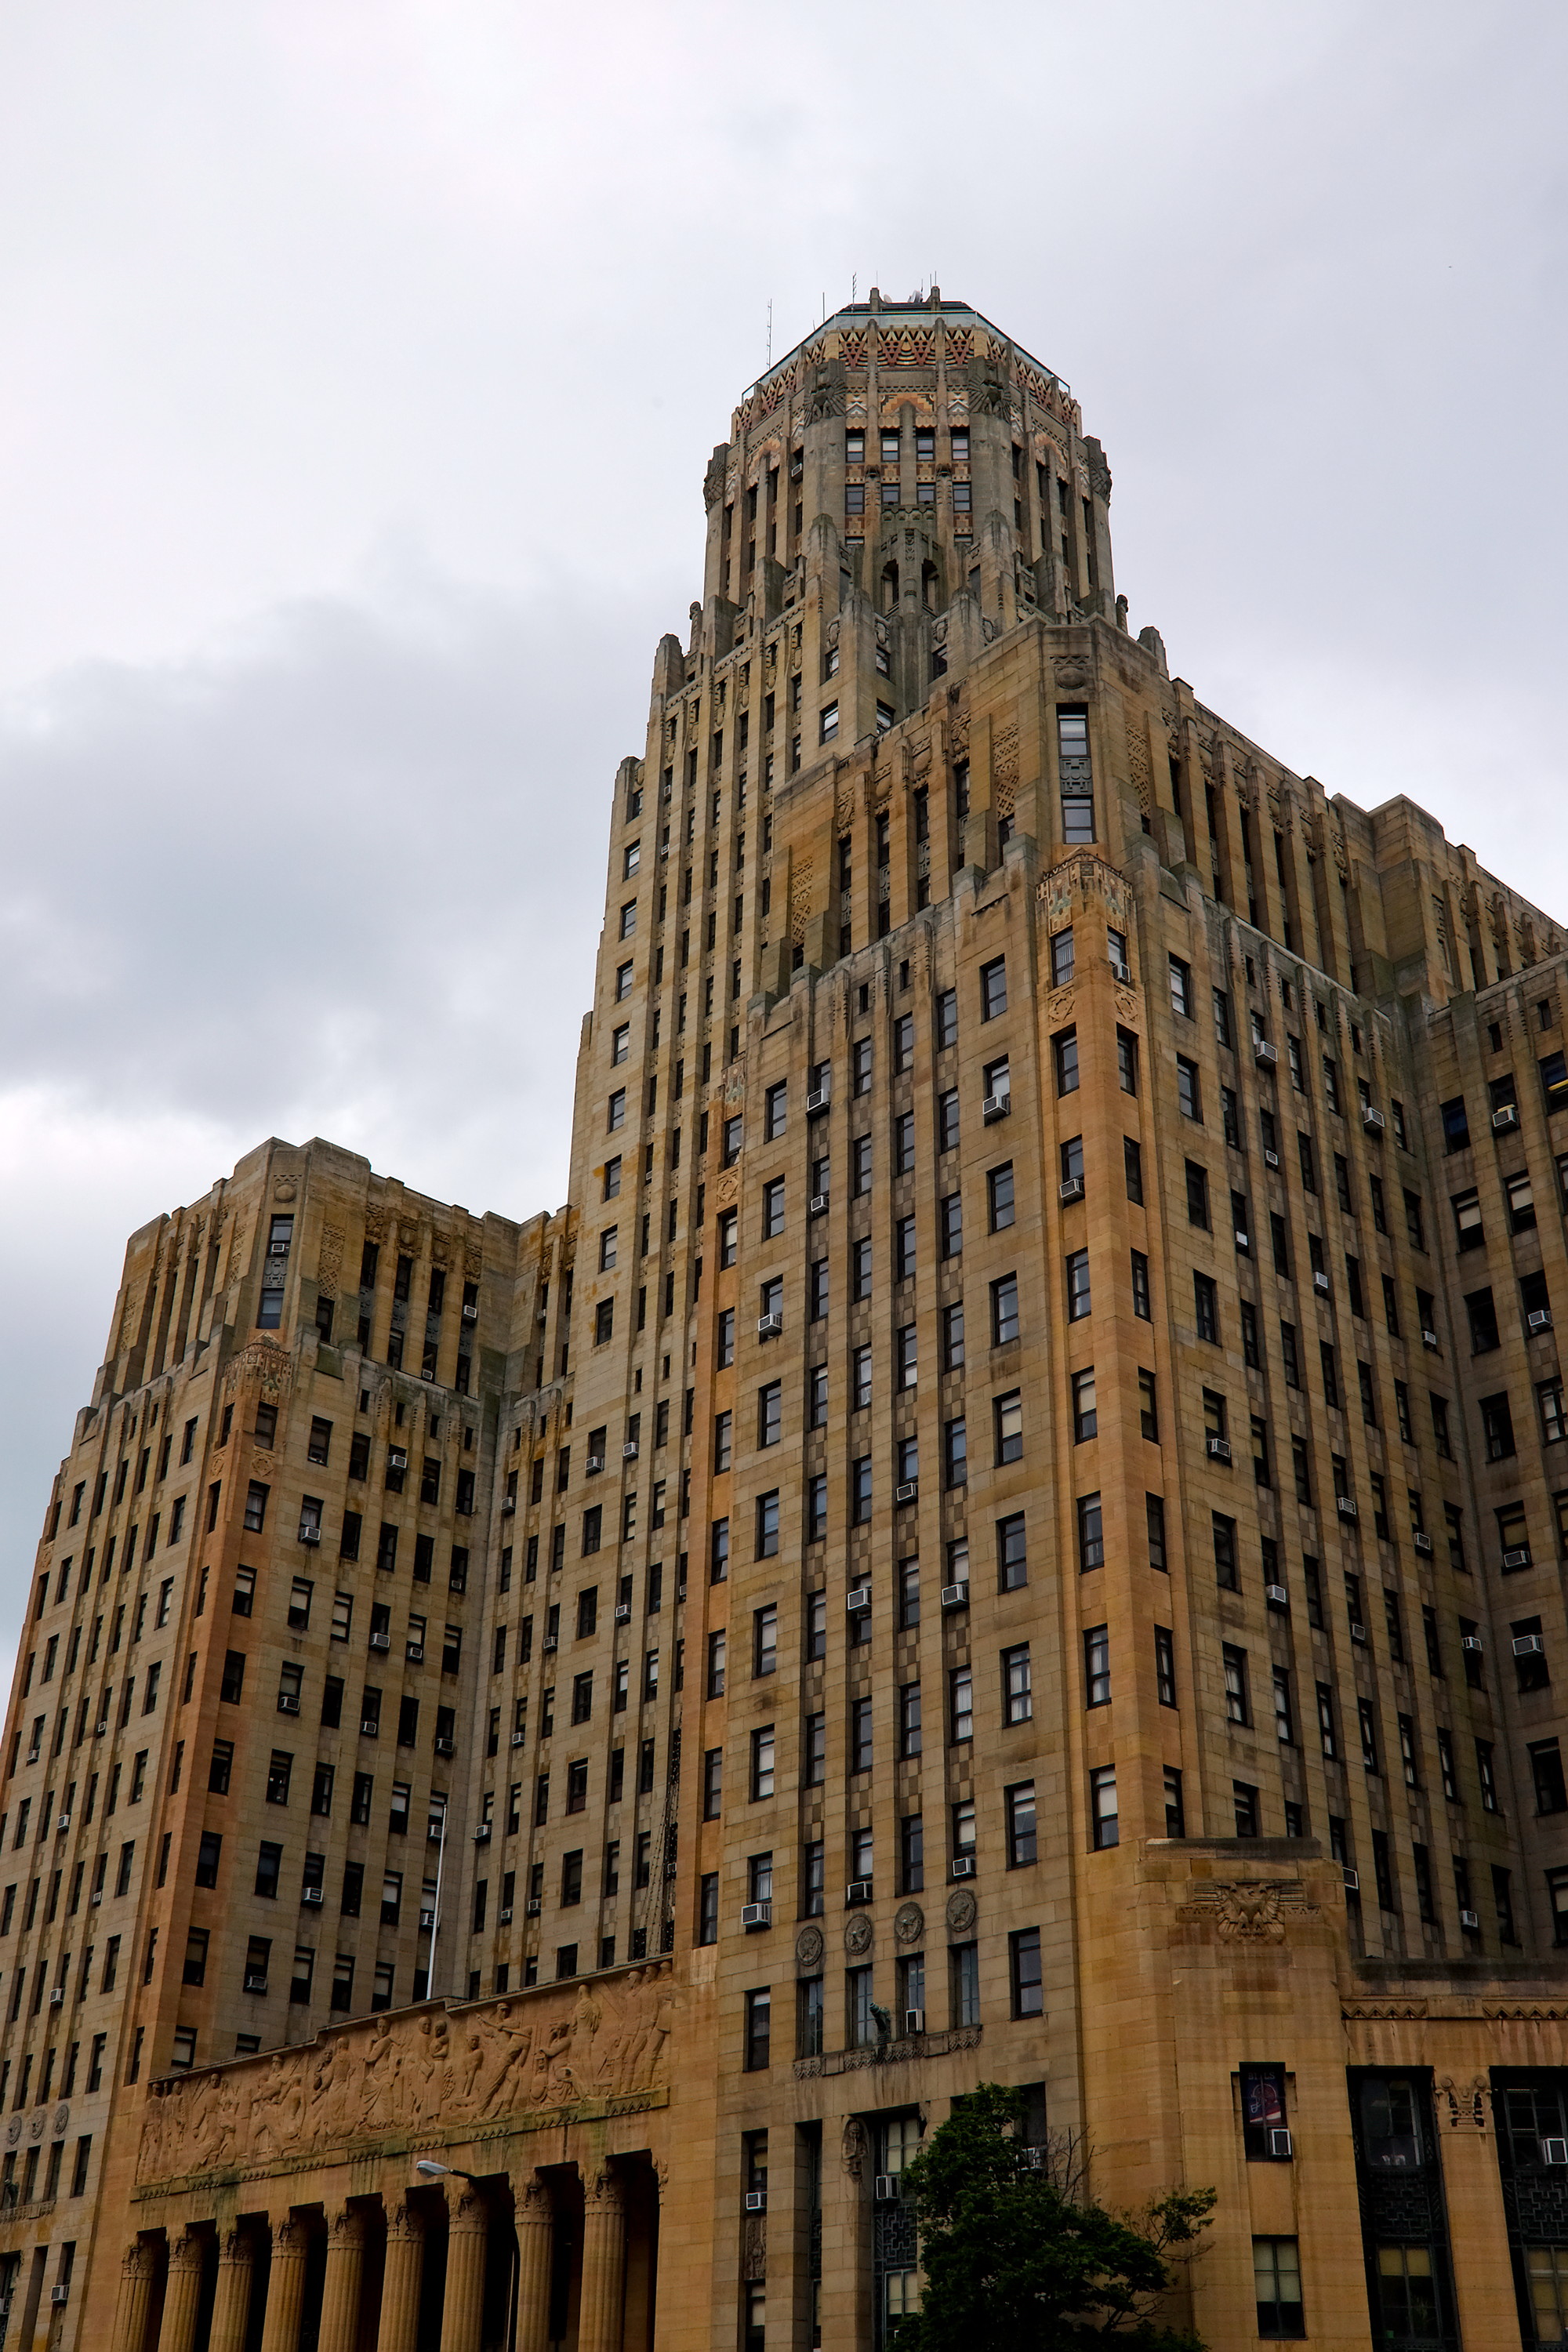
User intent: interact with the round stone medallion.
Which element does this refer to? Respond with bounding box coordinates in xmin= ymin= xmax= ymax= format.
xmin=843 ymin=1912 xmax=873 ymax=1958
xmin=946 ymin=1886 xmax=978 ymax=1935
xmin=794 ymin=1925 xmax=825 ymax=1971
xmin=893 ymin=1901 xmax=925 ymax=1946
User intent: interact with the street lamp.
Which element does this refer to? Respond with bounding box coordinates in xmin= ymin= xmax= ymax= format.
xmin=415 ymin=2159 xmax=479 ymax=2184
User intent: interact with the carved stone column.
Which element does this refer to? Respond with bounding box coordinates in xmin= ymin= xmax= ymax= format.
xmin=317 ymin=2205 xmax=366 ymax=2352
xmin=375 ymin=2201 xmax=425 ymax=2352
xmin=259 ymin=2217 xmax=308 ymax=2352
xmin=158 ymin=2230 xmax=206 ymax=2352
xmin=577 ymin=2168 xmax=626 ymax=2352
xmin=439 ymin=2189 xmax=488 ymax=2352
xmin=110 ymin=2242 xmax=156 ymax=2352
xmin=513 ymin=2174 xmax=554 ymax=2352
xmin=209 ymin=2228 xmax=257 ymax=2352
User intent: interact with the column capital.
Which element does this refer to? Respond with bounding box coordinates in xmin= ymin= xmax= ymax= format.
xmin=168 ymin=2228 xmax=205 ymax=2278
xmin=218 ymin=2227 xmax=254 ymax=2268
xmin=517 ymin=2173 xmax=554 ymax=2229
xmin=384 ymin=2198 xmax=425 ymax=2245
xmin=121 ymin=2240 xmax=155 ymax=2282
xmin=270 ymin=2215 xmax=308 ymax=2263
xmin=449 ymin=2187 xmax=488 ymax=2235
xmin=326 ymin=2203 xmax=366 ymax=2247
xmin=583 ymin=2164 xmax=624 ymax=2215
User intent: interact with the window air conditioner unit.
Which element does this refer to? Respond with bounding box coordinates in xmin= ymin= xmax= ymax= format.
xmin=1362 ymin=1107 xmax=1386 ymax=1133
xmin=1514 ymin=1635 xmax=1545 ymax=1656
xmin=1265 ymin=1584 xmax=1290 ymax=1608
xmin=846 ymin=1584 xmax=871 ymax=1613
xmin=1206 ymin=1436 xmax=1232 ymax=1462
xmin=1460 ymin=1907 xmax=1479 ymax=1929
xmin=1264 ymin=1149 xmax=1281 ymax=1168
xmin=360 ymin=1717 xmax=380 ymax=1736
xmin=388 ymin=1449 xmax=408 ymax=1470
xmin=511 ymin=1730 xmax=526 ymax=1748
xmin=406 ymin=1642 xmax=424 ymax=1662
xmin=434 ymin=1736 xmax=456 ymax=1755
xmin=809 ymin=1193 xmax=829 ymax=1216
xmin=1254 ymin=1040 xmax=1278 ymax=1066
xmin=543 ymin=1635 xmax=558 ymax=1652
xmin=94 ymin=1724 xmax=107 ymax=1737
xmin=1421 ymin=1328 xmax=1439 ymax=1348
xmin=51 ymin=2287 xmax=68 ymax=2307
xmin=1413 ymin=1533 xmax=1434 ymax=1554
xmin=474 ymin=1824 xmax=492 ymax=1844
xmin=615 ymin=1602 xmax=632 ymax=1622
xmin=1492 ymin=1105 xmax=1519 ymax=1130
xmin=298 ymin=1528 xmax=321 ymax=1546
xmin=806 ymin=1089 xmax=830 ymax=1116
xmin=740 ymin=1901 xmax=772 ymax=1929
xmin=498 ymin=1907 xmax=512 ymax=1925
xmin=54 ymin=1813 xmax=70 ymax=1832
xmin=49 ymin=1987 xmax=63 ymax=2006
xmin=1313 ymin=1271 xmax=1331 ymax=1294
xmin=1503 ymin=1548 xmax=1531 ymax=1570
xmin=90 ymin=1891 xmax=101 ymax=1906
xmin=940 ymin=1582 xmax=970 ymax=1610
xmin=905 ymin=2008 xmax=925 ymax=2034
xmin=369 ymin=1632 xmax=390 ymax=1651
xmin=462 ymin=1301 xmax=479 ymax=1321
xmin=243 ymin=1971 xmax=268 ymax=1993
xmin=622 ymin=1440 xmax=640 ymax=1461
xmin=1058 ymin=1177 xmax=1085 ymax=1204
xmin=744 ymin=2190 xmax=768 ymax=2212
xmin=427 ymin=1820 xmax=445 ymax=1840
xmin=278 ymin=1693 xmax=300 ymax=1713
xmin=757 ymin=1313 xmax=784 ymax=1339
xmin=1270 ymin=2128 xmax=1294 ymax=2159
xmin=982 ymin=1094 xmax=1011 ymax=1124
xmin=1461 ymin=1635 xmax=1483 ymax=1653
xmin=1018 ymin=2145 xmax=1045 ymax=2171
xmin=845 ymin=1878 xmax=873 ymax=1907
xmin=1337 ymin=1497 xmax=1359 ymax=1519
xmin=1342 ymin=1868 xmax=1359 ymax=1893
xmin=302 ymin=1886 xmax=324 ymax=1907
xmin=24 ymin=1751 xmax=38 ymax=1766
xmin=419 ymin=1907 xmax=436 ymax=1929
xmin=1349 ymin=1622 xmax=1368 ymax=1644
xmin=1529 ymin=1309 xmax=1554 ymax=1332
xmin=500 ymin=1497 xmax=516 ymax=1515
xmin=1543 ymin=2138 xmax=1568 ymax=2165
xmin=895 ymin=1481 xmax=918 ymax=1504
xmin=873 ymin=2173 xmax=901 ymax=2201
xmin=1234 ymin=1231 xmax=1250 ymax=1250
xmin=950 ymin=1856 xmax=976 ymax=1880
xmin=586 ymin=1455 xmax=604 ymax=1475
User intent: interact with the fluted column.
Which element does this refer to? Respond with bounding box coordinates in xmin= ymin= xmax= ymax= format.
xmin=439 ymin=2189 xmax=488 ymax=2352
xmin=158 ymin=2230 xmax=206 ymax=2352
xmin=317 ymin=2205 xmax=365 ymax=2352
xmin=111 ymin=2243 xmax=156 ymax=2352
xmin=578 ymin=2168 xmax=626 ymax=2352
xmin=259 ymin=2217 xmax=308 ymax=2352
xmin=375 ymin=2201 xmax=425 ymax=2352
xmin=209 ymin=2228 xmax=256 ymax=2352
xmin=513 ymin=2175 xmax=555 ymax=2351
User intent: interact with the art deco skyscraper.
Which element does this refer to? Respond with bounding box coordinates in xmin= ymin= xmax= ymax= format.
xmin=6 ymin=289 xmax=1568 ymax=2351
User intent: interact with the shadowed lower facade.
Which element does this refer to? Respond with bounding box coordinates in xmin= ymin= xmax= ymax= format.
xmin=6 ymin=290 xmax=1568 ymax=2349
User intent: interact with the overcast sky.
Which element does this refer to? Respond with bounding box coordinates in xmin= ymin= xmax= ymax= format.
xmin=2 ymin=0 xmax=1564 ymax=1675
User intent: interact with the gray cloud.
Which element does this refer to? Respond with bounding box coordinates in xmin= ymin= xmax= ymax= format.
xmin=1 ymin=0 xmax=1564 ymax=1678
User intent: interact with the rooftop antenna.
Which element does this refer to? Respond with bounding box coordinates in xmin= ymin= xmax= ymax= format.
xmin=766 ymin=299 xmax=772 ymax=368
xmin=852 ymin=272 xmax=857 ymax=303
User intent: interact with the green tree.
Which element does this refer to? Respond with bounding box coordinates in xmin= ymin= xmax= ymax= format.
xmin=898 ymin=2082 xmax=1215 ymax=2350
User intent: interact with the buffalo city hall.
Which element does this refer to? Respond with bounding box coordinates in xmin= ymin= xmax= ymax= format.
xmin=5 ymin=291 xmax=1568 ymax=2352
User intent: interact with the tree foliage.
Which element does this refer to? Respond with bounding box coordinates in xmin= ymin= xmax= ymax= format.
xmin=898 ymin=2083 xmax=1215 ymax=2351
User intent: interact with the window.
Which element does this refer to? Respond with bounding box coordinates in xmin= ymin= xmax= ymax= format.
xmin=1169 ymin=956 xmax=1192 ymax=1018
xmin=1185 ymin=1160 xmax=1210 ymax=1227
xmin=1090 ymin=1766 xmax=1118 ymax=1849
xmin=1054 ymin=1027 xmax=1079 ymax=1095
xmin=750 ymin=1726 xmax=775 ymax=1801
xmin=1223 ymin=1646 xmax=1250 ymax=1725
xmin=1072 ymin=1367 xmax=1097 ymax=1441
xmin=997 ymin=1514 xmax=1027 ymax=1592
xmin=1084 ymin=1626 xmax=1110 ymax=1707
xmin=1077 ymin=1492 xmax=1103 ymax=1572
xmin=1051 ymin=927 xmax=1075 ymax=985
xmin=980 ymin=956 xmax=1007 ymax=1019
xmin=1003 ymin=1645 xmax=1033 ymax=1725
xmin=1131 ymin=1251 xmax=1151 ymax=1319
xmin=1254 ymin=2238 xmax=1305 ymax=2339
xmin=991 ymin=1273 xmax=1020 ymax=1348
xmin=743 ymin=1988 xmax=771 ymax=2071
xmin=1176 ymin=1057 xmax=1201 ymax=1120
xmin=1155 ymin=1628 xmax=1176 ymax=1708
xmin=993 ymin=1391 xmax=1022 ymax=1465
xmin=1066 ymin=1250 xmax=1091 ymax=1320
xmin=1116 ymin=1029 xmax=1138 ymax=1095
xmin=1194 ymin=1273 xmax=1218 ymax=1343
xmin=1005 ymin=1781 xmax=1036 ymax=1867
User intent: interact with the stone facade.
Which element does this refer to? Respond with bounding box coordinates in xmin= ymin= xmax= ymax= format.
xmin=5 ymin=288 xmax=1568 ymax=2347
